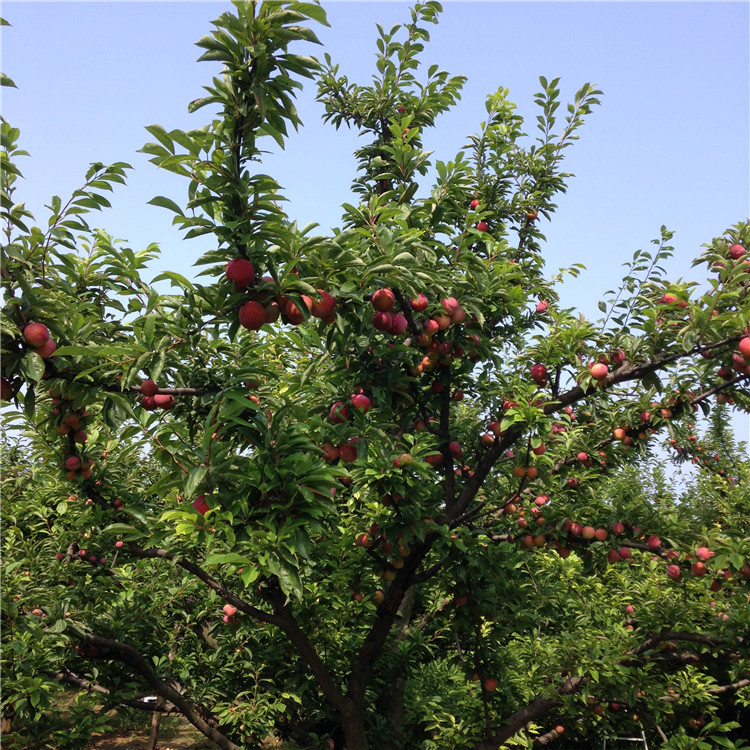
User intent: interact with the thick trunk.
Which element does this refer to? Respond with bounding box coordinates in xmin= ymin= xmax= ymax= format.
xmin=340 ymin=702 xmax=369 ymax=750
xmin=375 ymin=676 xmax=406 ymax=749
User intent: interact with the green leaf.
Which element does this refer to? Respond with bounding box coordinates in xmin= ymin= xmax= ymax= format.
xmin=290 ymin=2 xmax=330 ymax=26
xmin=185 ymin=466 xmax=208 ymax=500
xmin=144 ymin=124 xmax=175 ymax=154
xmin=104 ymin=391 xmax=137 ymax=419
xmin=20 ymin=351 xmax=45 ymax=383
xmin=102 ymin=523 xmax=144 ymax=539
xmin=203 ymin=553 xmax=248 ymax=566
xmin=23 ymin=385 xmax=35 ymax=418
xmin=151 ymin=271 xmax=194 ymax=291
xmin=148 ymin=195 xmax=184 ymax=216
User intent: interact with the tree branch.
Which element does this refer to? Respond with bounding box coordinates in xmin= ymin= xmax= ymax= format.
xmin=126 ymin=543 xmax=277 ymax=625
xmin=474 ymin=676 xmax=584 ymax=750
xmin=56 ymin=667 xmax=179 ymax=713
xmin=64 ymin=631 xmax=243 ymax=750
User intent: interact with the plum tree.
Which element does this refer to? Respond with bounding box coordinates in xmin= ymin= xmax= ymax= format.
xmin=1 ymin=2 xmax=749 ymax=750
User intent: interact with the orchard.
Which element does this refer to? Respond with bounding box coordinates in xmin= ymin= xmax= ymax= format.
xmin=2 ymin=2 xmax=750 ymax=749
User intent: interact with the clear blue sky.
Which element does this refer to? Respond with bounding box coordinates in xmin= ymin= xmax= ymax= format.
xmin=2 ymin=1 xmax=749 ymax=443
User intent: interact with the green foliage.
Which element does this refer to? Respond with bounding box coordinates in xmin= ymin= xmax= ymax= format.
xmin=2 ymin=2 xmax=750 ymax=750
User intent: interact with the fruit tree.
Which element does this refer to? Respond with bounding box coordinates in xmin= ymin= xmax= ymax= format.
xmin=2 ymin=2 xmax=750 ymax=749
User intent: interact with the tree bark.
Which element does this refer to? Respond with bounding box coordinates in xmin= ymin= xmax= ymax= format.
xmin=340 ymin=700 xmax=370 ymax=750
xmin=375 ymin=677 xmax=406 ymax=749
xmin=145 ymin=700 xmax=163 ymax=750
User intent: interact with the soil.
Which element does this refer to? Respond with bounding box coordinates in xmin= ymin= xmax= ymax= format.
xmin=83 ymin=715 xmax=290 ymax=750
xmin=83 ymin=715 xmax=217 ymax=750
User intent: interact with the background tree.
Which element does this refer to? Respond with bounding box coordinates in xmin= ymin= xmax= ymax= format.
xmin=2 ymin=2 xmax=749 ymax=749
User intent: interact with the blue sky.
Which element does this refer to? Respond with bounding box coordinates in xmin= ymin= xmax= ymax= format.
xmin=2 ymin=0 xmax=749 ymax=442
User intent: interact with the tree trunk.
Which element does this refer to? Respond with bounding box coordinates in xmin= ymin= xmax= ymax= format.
xmin=145 ymin=709 xmax=162 ymax=750
xmin=340 ymin=702 xmax=369 ymax=750
xmin=376 ymin=676 xmax=406 ymax=749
